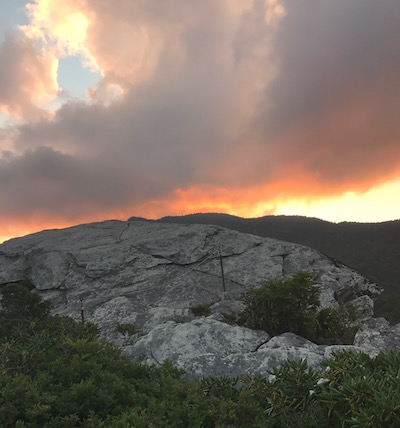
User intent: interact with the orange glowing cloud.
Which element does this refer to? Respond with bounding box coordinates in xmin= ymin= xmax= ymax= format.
xmin=0 ymin=30 xmax=58 ymax=119
xmin=1 ymin=0 xmax=400 ymax=244
xmin=22 ymin=0 xmax=180 ymax=99
xmin=3 ymin=174 xmax=400 ymax=245
xmin=23 ymin=0 xmax=92 ymax=58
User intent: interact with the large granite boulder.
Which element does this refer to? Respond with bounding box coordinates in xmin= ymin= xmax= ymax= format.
xmin=0 ymin=219 xmax=389 ymax=378
xmin=354 ymin=317 xmax=400 ymax=354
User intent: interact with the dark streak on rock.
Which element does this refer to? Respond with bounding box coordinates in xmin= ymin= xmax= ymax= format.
xmin=252 ymin=339 xmax=271 ymax=352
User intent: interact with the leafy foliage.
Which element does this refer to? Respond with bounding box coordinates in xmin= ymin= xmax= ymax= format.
xmin=240 ymin=271 xmax=358 ymax=345
xmin=0 ymin=283 xmax=51 ymax=320
xmin=115 ymin=322 xmax=142 ymax=345
xmin=240 ymin=271 xmax=320 ymax=338
xmin=115 ymin=322 xmax=141 ymax=336
xmin=315 ymin=303 xmax=358 ymax=345
xmin=190 ymin=302 xmax=213 ymax=317
xmin=2 ymin=283 xmax=400 ymax=427
xmin=316 ymin=350 xmax=400 ymax=427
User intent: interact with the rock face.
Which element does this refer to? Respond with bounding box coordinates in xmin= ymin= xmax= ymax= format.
xmin=0 ymin=219 xmax=391 ymax=378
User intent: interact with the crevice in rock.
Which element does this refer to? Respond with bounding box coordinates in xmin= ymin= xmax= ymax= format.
xmin=252 ymin=338 xmax=271 ymax=352
xmin=131 ymin=240 xmax=262 ymax=270
xmin=202 ymin=229 xmax=220 ymax=250
xmin=270 ymin=252 xmax=291 ymax=275
xmin=193 ymin=269 xmax=246 ymax=289
xmin=149 ymin=347 xmax=163 ymax=366
xmin=130 ymin=245 xmax=175 ymax=264
xmin=131 ymin=245 xmax=215 ymax=267
xmin=66 ymin=253 xmax=99 ymax=280
xmin=68 ymin=253 xmax=88 ymax=271
xmin=219 ymin=242 xmax=263 ymax=260
xmin=152 ymin=254 xmax=175 ymax=262
xmin=117 ymin=223 xmax=131 ymax=243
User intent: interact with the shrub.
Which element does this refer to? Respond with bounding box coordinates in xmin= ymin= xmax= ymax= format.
xmin=190 ymin=302 xmax=213 ymax=317
xmin=2 ymin=283 xmax=400 ymax=427
xmin=115 ymin=322 xmax=141 ymax=336
xmin=115 ymin=322 xmax=142 ymax=345
xmin=240 ymin=350 xmax=400 ymax=427
xmin=0 ymin=283 xmax=51 ymax=321
xmin=315 ymin=303 xmax=358 ymax=345
xmin=240 ymin=271 xmax=358 ymax=344
xmin=240 ymin=271 xmax=320 ymax=338
xmin=315 ymin=350 xmax=400 ymax=427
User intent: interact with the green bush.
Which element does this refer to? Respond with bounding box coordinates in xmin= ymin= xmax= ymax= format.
xmin=240 ymin=271 xmax=319 ymax=338
xmin=115 ymin=322 xmax=142 ymax=345
xmin=315 ymin=303 xmax=358 ymax=345
xmin=240 ymin=271 xmax=358 ymax=344
xmin=190 ymin=302 xmax=213 ymax=317
xmin=3 ymin=282 xmax=399 ymax=427
xmin=0 ymin=284 xmax=192 ymax=427
xmin=315 ymin=350 xmax=400 ymax=427
xmin=239 ymin=350 xmax=400 ymax=427
xmin=0 ymin=283 xmax=51 ymax=320
xmin=115 ymin=322 xmax=141 ymax=336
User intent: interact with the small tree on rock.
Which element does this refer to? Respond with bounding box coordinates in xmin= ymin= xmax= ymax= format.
xmin=240 ymin=271 xmax=359 ymax=344
xmin=240 ymin=271 xmax=320 ymax=338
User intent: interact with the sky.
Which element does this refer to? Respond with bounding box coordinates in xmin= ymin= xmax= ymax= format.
xmin=1 ymin=0 xmax=400 ymax=243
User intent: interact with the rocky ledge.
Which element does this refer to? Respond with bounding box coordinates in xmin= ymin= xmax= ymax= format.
xmin=0 ymin=219 xmax=397 ymax=378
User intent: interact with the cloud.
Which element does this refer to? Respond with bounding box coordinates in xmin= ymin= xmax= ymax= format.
xmin=0 ymin=29 xmax=58 ymax=119
xmin=255 ymin=0 xmax=400 ymax=187
xmin=0 ymin=145 xmax=173 ymax=219
xmin=13 ymin=0 xmax=281 ymax=186
xmin=1 ymin=0 xmax=400 ymax=241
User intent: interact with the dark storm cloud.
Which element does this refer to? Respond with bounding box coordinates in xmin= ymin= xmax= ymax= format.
xmin=257 ymin=0 xmax=400 ymax=185
xmin=0 ymin=146 xmax=173 ymax=218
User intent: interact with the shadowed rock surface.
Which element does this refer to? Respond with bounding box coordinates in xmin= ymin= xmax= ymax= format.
xmin=0 ymin=219 xmax=396 ymax=378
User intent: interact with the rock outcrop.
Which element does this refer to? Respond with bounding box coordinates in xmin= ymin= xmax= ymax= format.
xmin=0 ymin=219 xmax=393 ymax=378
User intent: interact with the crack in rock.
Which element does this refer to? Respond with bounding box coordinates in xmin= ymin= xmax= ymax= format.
xmin=130 ymin=245 xmax=175 ymax=264
xmin=132 ymin=244 xmax=215 ymax=267
xmin=202 ymin=229 xmax=221 ymax=250
xmin=252 ymin=339 xmax=271 ymax=352
xmin=219 ymin=242 xmax=263 ymax=259
xmin=117 ymin=223 xmax=131 ymax=243
xmin=193 ymin=268 xmax=246 ymax=289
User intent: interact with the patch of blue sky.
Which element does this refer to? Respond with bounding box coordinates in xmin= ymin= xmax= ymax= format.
xmin=0 ymin=0 xmax=30 ymax=43
xmin=57 ymin=55 xmax=101 ymax=101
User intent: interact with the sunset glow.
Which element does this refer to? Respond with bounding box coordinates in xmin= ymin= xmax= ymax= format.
xmin=24 ymin=1 xmax=90 ymax=55
xmin=1 ymin=0 xmax=400 ymax=243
